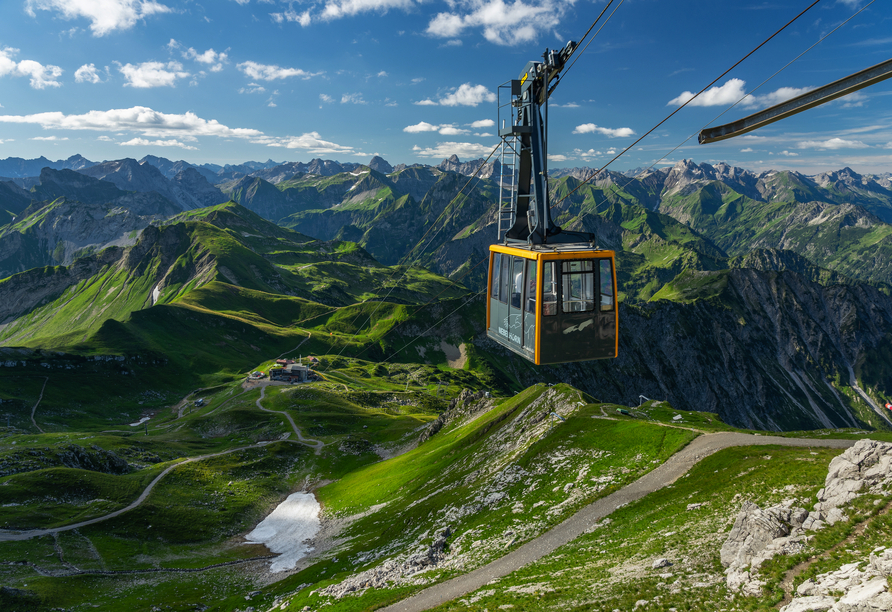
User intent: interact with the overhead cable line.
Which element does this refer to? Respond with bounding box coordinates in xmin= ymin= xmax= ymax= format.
xmin=326 ymin=253 xmax=491 ymax=366
xmin=380 ymin=288 xmax=487 ymax=365
xmin=561 ymin=0 xmax=625 ymax=80
xmin=562 ymin=0 xmax=873 ymax=231
xmin=396 ymin=142 xmax=501 ymax=268
xmin=319 ymin=143 xmax=500 ymax=372
xmin=553 ymin=0 xmax=823 ymax=208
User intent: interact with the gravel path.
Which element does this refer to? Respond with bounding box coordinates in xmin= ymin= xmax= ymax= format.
xmin=380 ymin=432 xmax=856 ymax=612
xmin=0 ymin=385 xmax=325 ymax=542
xmin=29 ymin=376 xmax=49 ymax=433
xmin=256 ymin=386 xmax=325 ymax=455
xmin=0 ymin=442 xmax=268 ymax=542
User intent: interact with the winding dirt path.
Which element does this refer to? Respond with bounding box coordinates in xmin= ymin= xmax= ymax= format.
xmin=29 ymin=376 xmax=49 ymax=433
xmin=0 ymin=385 xmax=327 ymax=542
xmin=255 ymin=386 xmax=325 ymax=455
xmin=0 ymin=443 xmax=268 ymax=542
xmin=380 ymin=432 xmax=856 ymax=612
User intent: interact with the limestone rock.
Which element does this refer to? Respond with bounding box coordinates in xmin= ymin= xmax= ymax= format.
xmin=815 ymin=440 xmax=892 ymax=515
xmin=780 ymin=595 xmax=836 ymax=612
xmin=652 ymin=558 xmax=672 ymax=569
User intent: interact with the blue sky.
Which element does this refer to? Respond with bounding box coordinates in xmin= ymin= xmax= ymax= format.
xmin=0 ymin=0 xmax=890 ymax=174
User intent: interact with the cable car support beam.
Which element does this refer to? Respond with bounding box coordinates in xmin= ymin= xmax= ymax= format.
xmin=699 ymin=57 xmax=892 ymax=144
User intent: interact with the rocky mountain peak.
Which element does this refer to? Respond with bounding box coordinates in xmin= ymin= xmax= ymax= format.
xmin=368 ymin=156 xmax=393 ymax=174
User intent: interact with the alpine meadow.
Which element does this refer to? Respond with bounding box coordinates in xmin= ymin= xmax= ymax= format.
xmin=2 ymin=0 xmax=892 ymax=611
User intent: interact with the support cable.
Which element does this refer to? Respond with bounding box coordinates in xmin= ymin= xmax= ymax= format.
xmin=319 ymin=143 xmax=500 ymax=372
xmin=561 ymin=0 xmax=873 ymax=230
xmin=562 ymin=0 xmax=625 ymax=80
xmin=553 ymin=0 xmax=823 ymax=208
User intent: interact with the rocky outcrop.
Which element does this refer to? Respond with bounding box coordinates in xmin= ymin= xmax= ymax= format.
xmin=722 ymin=501 xmax=810 ymax=596
xmin=317 ymin=527 xmax=452 ymax=599
xmin=420 ymin=389 xmax=492 ymax=444
xmin=368 ymin=156 xmax=393 ymax=174
xmin=723 ymin=440 xmax=892 ymax=598
xmin=58 ymin=444 xmax=130 ymax=474
xmin=437 ymin=155 xmax=501 ymax=180
xmin=806 ymin=439 xmax=892 ymax=530
xmin=784 ymin=552 xmax=892 ymax=611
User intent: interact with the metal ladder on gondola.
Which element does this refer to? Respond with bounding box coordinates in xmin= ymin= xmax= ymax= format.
xmin=497 ymin=135 xmax=518 ymax=243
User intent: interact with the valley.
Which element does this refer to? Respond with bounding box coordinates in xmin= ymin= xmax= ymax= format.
xmin=1 ymin=153 xmax=892 ymax=611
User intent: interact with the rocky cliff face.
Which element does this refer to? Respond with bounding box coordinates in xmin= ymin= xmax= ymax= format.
xmin=483 ymin=268 xmax=892 ymax=431
xmin=0 ymin=169 xmax=181 ymax=278
xmin=437 ymin=155 xmax=501 ymax=180
xmin=79 ymin=158 xmax=219 ymax=211
xmin=0 ymin=222 xmax=219 ymax=344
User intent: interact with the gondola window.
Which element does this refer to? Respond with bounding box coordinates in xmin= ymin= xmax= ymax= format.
xmin=562 ymin=260 xmax=595 ymax=312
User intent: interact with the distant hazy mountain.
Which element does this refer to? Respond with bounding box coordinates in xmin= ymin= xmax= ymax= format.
xmin=0 ymin=154 xmax=95 ymax=178
xmin=80 ymin=158 xmax=225 ymax=211
xmin=0 ymin=168 xmax=181 ymax=277
xmin=139 ymin=155 xmax=219 ymax=183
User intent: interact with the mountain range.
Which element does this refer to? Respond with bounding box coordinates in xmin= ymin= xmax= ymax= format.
xmin=1 ymin=152 xmax=891 ymax=431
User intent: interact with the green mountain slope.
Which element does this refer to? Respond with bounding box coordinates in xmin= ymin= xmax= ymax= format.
xmin=658 ymin=181 xmax=892 ymax=285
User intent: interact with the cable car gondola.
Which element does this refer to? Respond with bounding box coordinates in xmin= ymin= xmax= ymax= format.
xmin=486 ymin=42 xmax=618 ymax=365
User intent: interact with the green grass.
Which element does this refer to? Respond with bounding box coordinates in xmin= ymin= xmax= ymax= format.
xmin=431 ymin=444 xmax=849 ymax=612
xmin=274 ymin=384 xmax=698 ymax=611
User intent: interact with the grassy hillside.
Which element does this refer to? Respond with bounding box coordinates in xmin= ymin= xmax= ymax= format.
xmin=658 ymin=181 xmax=892 ymax=286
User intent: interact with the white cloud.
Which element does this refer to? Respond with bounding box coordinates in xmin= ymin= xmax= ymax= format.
xmin=668 ymin=78 xmax=746 ymax=107
xmin=260 ymin=131 xmax=361 ymax=155
xmin=443 ymin=39 xmax=463 ymax=47
xmin=412 ymin=140 xmax=499 ymax=159
xmin=239 ymin=83 xmax=266 ymax=94
xmin=30 ymin=135 xmax=68 ymax=141
xmin=797 ymin=138 xmax=869 ymax=150
xmin=548 ymin=154 xmax=568 ymax=162
xmin=740 ymin=147 xmax=754 ymax=153
xmin=470 ymin=118 xmax=494 ymax=128
xmin=837 ymin=91 xmax=867 ymax=108
xmin=119 ymin=61 xmax=189 ymax=88
xmin=744 ymin=86 xmax=812 ymax=108
xmin=341 ymin=93 xmax=366 ymax=104
xmin=438 ymin=125 xmax=470 ymax=136
xmin=426 ymin=0 xmax=570 ymax=46
xmin=270 ymin=8 xmax=312 ymax=26
xmin=552 ymin=102 xmax=579 ymax=108
xmin=0 ymin=47 xmax=63 ymax=89
xmin=573 ymin=124 xmax=635 ymax=138
xmin=319 ymin=93 xmax=334 ymax=103
xmin=377 ymin=71 xmax=388 ymax=77
xmin=0 ymin=106 xmax=264 ymax=139
xmin=0 ymin=104 xmax=361 ymax=155
xmin=237 ymin=61 xmax=319 ymax=81
xmin=411 ymin=77 xmax=425 ymax=84
xmin=183 ymin=47 xmax=228 ymax=72
xmin=779 ymin=150 xmax=798 ymax=157
xmin=885 ymin=142 xmax=892 ymax=149
xmin=404 ymin=121 xmax=439 ymax=133
xmin=414 ymin=99 xmax=437 ymax=106
xmin=120 ymin=137 xmax=197 ymax=149
xmin=321 ymin=0 xmax=415 ymax=21
xmin=404 ymin=121 xmax=470 ymax=135
xmin=74 ymin=63 xmax=102 ymax=83
xmin=573 ymin=148 xmax=602 ymax=161
xmin=25 ymin=0 xmax=172 ymax=36
xmin=439 ymin=83 xmax=496 ymax=107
